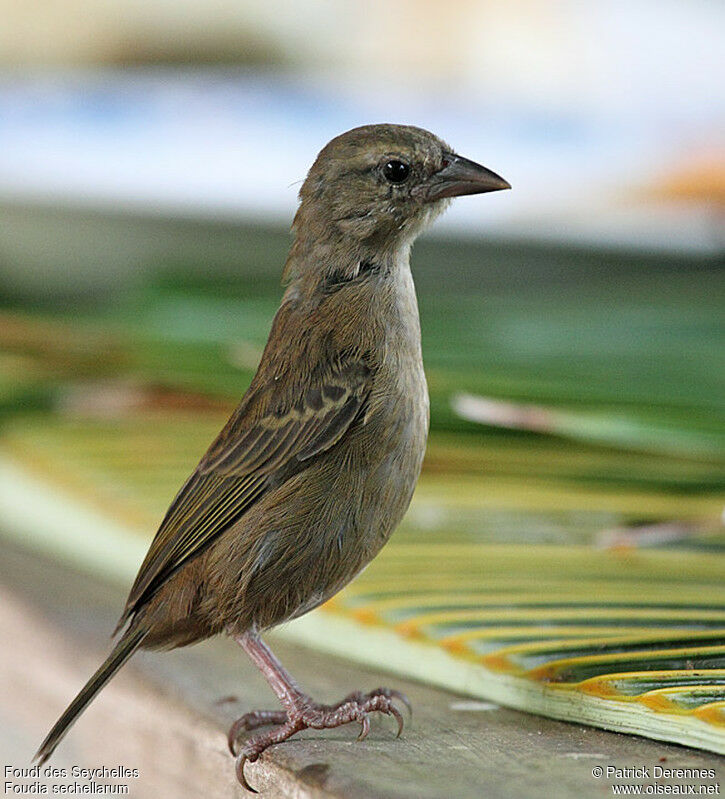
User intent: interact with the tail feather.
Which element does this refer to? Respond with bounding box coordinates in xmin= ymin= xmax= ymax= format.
xmin=35 ymin=625 xmax=147 ymax=764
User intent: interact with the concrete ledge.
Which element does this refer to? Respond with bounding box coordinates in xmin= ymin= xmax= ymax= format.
xmin=2 ymin=541 xmax=723 ymax=798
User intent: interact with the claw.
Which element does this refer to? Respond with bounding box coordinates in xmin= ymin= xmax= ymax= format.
xmin=389 ymin=703 xmax=405 ymax=738
xmin=389 ymin=689 xmax=412 ymax=717
xmin=228 ymin=719 xmax=244 ymax=756
xmin=235 ymin=754 xmax=258 ymax=793
xmin=357 ymin=714 xmax=371 ymax=741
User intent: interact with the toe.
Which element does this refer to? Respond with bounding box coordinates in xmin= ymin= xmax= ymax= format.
xmin=228 ymin=710 xmax=288 ymax=755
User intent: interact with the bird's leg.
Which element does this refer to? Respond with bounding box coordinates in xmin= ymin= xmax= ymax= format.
xmin=229 ymin=630 xmax=410 ymax=792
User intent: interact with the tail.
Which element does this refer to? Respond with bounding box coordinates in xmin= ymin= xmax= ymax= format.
xmin=35 ymin=625 xmax=147 ymax=764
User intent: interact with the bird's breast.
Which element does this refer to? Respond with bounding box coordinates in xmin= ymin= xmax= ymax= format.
xmin=354 ymin=267 xmax=430 ymax=519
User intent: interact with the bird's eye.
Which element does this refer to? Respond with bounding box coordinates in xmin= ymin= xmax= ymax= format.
xmin=383 ymin=160 xmax=410 ymax=183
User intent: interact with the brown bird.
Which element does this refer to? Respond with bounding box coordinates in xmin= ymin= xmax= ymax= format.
xmin=35 ymin=123 xmax=510 ymax=790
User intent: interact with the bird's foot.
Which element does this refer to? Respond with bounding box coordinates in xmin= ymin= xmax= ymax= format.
xmin=229 ymin=687 xmax=410 ymax=792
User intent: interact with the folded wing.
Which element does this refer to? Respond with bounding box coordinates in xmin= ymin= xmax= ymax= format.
xmin=117 ymin=357 xmax=372 ymax=629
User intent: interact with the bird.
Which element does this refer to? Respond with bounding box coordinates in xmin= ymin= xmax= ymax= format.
xmin=35 ymin=123 xmax=510 ymax=790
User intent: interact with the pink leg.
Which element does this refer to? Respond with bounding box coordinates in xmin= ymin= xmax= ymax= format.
xmin=229 ymin=631 xmax=410 ymax=792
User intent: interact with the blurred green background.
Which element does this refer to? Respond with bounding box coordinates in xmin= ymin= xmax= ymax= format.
xmin=0 ymin=0 xmax=724 ymax=768
xmin=0 ymin=0 xmax=723 ymax=597
xmin=2 ymin=230 xmax=723 ymax=550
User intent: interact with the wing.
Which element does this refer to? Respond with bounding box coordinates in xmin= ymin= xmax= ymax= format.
xmin=118 ymin=356 xmax=372 ymax=628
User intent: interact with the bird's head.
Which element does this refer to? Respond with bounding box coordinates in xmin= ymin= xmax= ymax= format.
xmin=292 ymin=123 xmax=510 ymax=254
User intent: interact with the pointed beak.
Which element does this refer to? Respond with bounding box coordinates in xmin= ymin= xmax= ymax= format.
xmin=421 ymin=154 xmax=511 ymax=202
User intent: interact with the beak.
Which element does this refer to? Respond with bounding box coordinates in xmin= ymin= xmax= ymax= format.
xmin=422 ymin=154 xmax=511 ymax=202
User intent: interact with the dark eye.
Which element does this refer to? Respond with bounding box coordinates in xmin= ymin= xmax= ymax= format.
xmin=383 ymin=160 xmax=410 ymax=183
